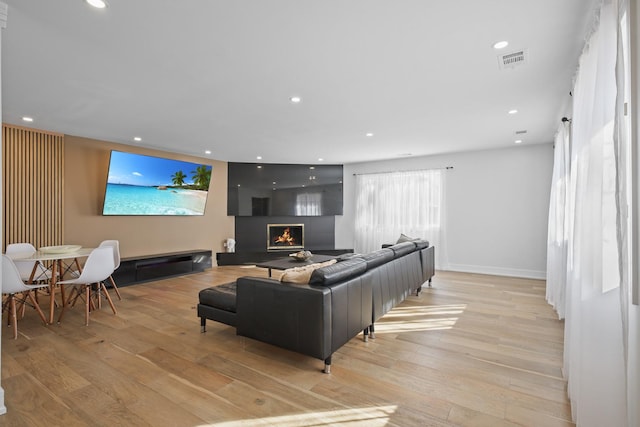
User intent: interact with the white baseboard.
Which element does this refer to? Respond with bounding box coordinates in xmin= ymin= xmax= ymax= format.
xmin=444 ymin=263 xmax=546 ymax=280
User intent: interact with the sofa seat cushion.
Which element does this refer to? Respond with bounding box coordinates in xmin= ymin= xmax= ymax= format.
xmin=309 ymin=258 xmax=367 ymax=286
xmin=199 ymin=282 xmax=238 ymax=313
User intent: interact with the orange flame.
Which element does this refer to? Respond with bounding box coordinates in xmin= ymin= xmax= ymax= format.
xmin=274 ymin=227 xmax=296 ymax=245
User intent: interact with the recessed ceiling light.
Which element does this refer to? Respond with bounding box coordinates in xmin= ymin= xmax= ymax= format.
xmin=309 ymin=166 xmax=315 ymax=170
xmin=508 ymin=109 xmax=518 ymax=115
xmin=133 ymin=137 xmax=142 ymax=142
xmin=493 ymin=41 xmax=509 ymax=49
xmin=257 ymin=165 xmax=262 ymax=169
xmin=290 ymin=96 xmax=302 ymax=103
xmin=86 ymin=0 xmax=108 ymax=9
xmin=205 ymin=150 xmax=211 ymax=155
xmin=366 ymin=133 xmax=374 ymax=137
xmin=272 ymin=181 xmax=276 ymax=185
xmin=318 ymin=158 xmax=324 ymax=162
xmin=256 ymin=156 xmax=262 ymax=160
xmin=515 ymin=139 xmax=523 ymax=144
xmin=22 ymin=116 xmax=34 ymax=122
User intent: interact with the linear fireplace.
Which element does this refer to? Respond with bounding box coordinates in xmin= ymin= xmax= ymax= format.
xmin=267 ymin=223 xmax=304 ymax=251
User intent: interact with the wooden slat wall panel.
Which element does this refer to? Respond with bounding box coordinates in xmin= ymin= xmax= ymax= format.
xmin=2 ymin=124 xmax=64 ymax=250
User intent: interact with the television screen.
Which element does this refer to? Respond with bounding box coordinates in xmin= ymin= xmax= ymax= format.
xmin=227 ymin=162 xmax=343 ymax=216
xmin=102 ymin=151 xmax=212 ymax=216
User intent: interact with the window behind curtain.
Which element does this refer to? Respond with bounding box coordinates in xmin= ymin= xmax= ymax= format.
xmin=354 ymin=169 xmax=443 ymax=266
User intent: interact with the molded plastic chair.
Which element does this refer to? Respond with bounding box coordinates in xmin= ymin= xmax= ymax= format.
xmin=5 ymin=243 xmax=53 ymax=283
xmin=98 ymin=240 xmax=122 ymax=300
xmin=1 ymin=255 xmax=50 ymax=338
xmin=56 ymin=247 xmax=116 ymax=326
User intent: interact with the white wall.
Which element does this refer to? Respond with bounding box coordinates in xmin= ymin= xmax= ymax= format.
xmin=336 ymin=143 xmax=553 ymax=279
xmin=0 ymin=2 xmax=7 ymax=416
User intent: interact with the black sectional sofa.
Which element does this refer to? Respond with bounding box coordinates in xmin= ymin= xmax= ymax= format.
xmin=197 ymin=240 xmax=435 ymax=373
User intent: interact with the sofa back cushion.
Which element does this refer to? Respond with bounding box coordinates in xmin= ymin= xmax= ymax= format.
xmin=280 ymin=259 xmax=337 ymax=284
xmin=359 ymin=248 xmax=394 ymax=269
xmin=309 ymin=258 xmax=367 ymax=286
xmin=413 ymin=239 xmax=430 ymax=250
xmin=388 ymin=241 xmax=417 ymax=258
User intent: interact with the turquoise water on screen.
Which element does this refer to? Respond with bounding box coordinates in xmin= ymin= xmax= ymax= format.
xmin=103 ymin=184 xmax=207 ymax=215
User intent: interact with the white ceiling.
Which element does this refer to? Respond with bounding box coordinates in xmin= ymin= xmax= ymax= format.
xmin=2 ymin=0 xmax=597 ymax=165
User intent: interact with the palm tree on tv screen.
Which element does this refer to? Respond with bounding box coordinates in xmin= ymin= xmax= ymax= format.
xmin=191 ymin=165 xmax=211 ymax=191
xmin=171 ymin=170 xmax=187 ymax=187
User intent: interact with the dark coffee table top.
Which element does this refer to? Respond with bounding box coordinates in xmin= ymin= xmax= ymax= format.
xmin=256 ymin=254 xmax=337 ymax=272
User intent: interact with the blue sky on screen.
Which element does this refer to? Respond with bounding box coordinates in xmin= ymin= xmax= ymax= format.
xmin=107 ymin=151 xmax=212 ymax=187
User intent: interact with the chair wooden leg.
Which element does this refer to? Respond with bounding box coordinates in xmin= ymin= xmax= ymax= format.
xmin=27 ymin=291 xmax=48 ymax=325
xmin=85 ymin=285 xmax=90 ymax=326
xmin=95 ymin=283 xmax=102 ymax=310
xmin=57 ymin=285 xmax=68 ymax=324
xmin=49 ymin=262 xmax=58 ymax=324
xmin=109 ymin=276 xmax=122 ymax=301
xmin=100 ymin=282 xmax=117 ymax=315
xmin=68 ymin=286 xmax=81 ymax=307
xmin=10 ymin=295 xmax=18 ymax=339
xmin=19 ymin=294 xmax=27 ymax=319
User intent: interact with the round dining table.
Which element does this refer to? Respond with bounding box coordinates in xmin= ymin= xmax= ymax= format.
xmin=7 ymin=245 xmax=94 ymax=324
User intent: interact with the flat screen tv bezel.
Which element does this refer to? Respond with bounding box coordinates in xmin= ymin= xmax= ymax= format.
xmin=102 ymin=150 xmax=212 ymax=216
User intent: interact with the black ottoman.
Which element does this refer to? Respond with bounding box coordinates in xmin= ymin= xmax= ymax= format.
xmin=197 ymin=282 xmax=237 ymax=331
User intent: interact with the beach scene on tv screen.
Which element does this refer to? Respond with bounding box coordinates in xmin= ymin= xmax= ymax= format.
xmin=103 ymin=151 xmax=212 ymax=215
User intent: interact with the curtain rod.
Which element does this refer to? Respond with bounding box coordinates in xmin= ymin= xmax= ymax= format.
xmin=352 ymin=166 xmax=453 ymax=176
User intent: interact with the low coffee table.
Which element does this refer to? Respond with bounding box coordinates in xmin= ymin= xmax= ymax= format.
xmin=256 ymin=254 xmax=337 ymax=277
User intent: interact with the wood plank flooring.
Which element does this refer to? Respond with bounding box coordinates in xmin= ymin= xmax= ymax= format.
xmin=0 ymin=267 xmax=572 ymax=426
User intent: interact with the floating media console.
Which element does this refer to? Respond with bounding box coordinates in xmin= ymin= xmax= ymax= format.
xmin=111 ymin=249 xmax=212 ymax=286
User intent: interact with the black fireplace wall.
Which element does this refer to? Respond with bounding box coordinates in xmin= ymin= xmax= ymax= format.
xmin=234 ymin=216 xmax=335 ymax=252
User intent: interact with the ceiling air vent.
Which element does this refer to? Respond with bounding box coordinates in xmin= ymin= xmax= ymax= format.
xmin=498 ymin=49 xmax=527 ymax=69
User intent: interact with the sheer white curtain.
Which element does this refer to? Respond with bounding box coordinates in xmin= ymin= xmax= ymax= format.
xmin=354 ymin=169 xmax=443 ymax=268
xmin=561 ymin=1 xmax=628 ymax=425
xmin=614 ymin=0 xmax=631 ymax=358
xmin=546 ymin=122 xmax=571 ymax=319
xmin=613 ymin=2 xmax=635 ymax=425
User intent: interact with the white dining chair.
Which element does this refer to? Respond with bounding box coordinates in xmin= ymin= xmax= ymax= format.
xmin=1 ymin=255 xmax=50 ymax=339
xmin=98 ymin=240 xmax=122 ymax=300
xmin=5 ymin=243 xmax=53 ymax=283
xmin=56 ymin=247 xmax=116 ymax=326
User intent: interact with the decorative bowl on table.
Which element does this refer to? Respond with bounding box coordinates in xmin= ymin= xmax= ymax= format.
xmin=289 ymin=250 xmax=312 ymax=261
xmin=39 ymin=245 xmax=82 ymax=254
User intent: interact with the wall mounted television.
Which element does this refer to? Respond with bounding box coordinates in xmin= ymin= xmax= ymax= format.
xmin=102 ymin=150 xmax=212 ymax=216
xmin=227 ymin=162 xmax=343 ymax=216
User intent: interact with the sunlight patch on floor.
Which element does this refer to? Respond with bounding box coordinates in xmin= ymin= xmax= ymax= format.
xmin=373 ymin=304 xmax=466 ymax=334
xmin=196 ymin=405 xmax=397 ymax=427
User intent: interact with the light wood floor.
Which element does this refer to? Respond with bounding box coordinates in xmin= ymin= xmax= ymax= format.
xmin=0 ymin=267 xmax=571 ymax=427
